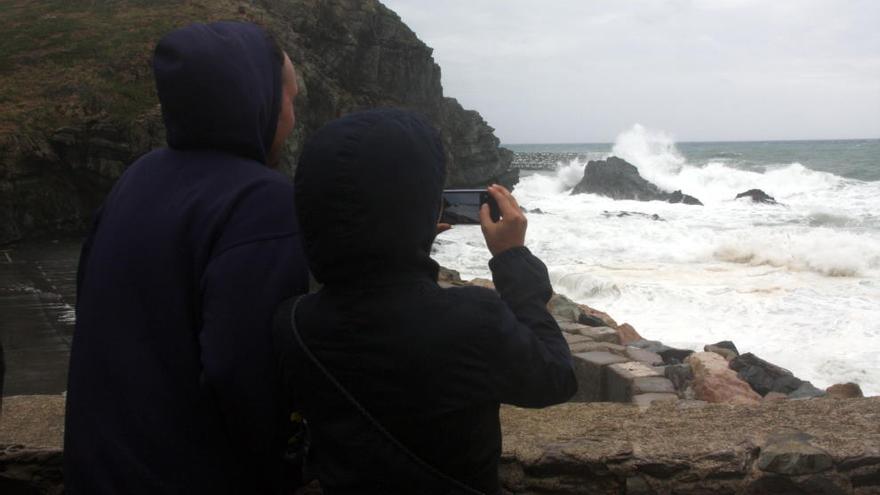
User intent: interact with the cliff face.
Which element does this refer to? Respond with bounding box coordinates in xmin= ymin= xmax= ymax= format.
xmin=0 ymin=0 xmax=516 ymax=244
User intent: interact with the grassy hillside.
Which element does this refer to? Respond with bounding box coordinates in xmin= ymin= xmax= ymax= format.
xmin=0 ymin=0 xmax=262 ymax=135
xmin=0 ymin=0 xmax=515 ymax=244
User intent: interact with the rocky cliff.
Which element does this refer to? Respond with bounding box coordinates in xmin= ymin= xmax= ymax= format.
xmin=0 ymin=0 xmax=516 ymax=244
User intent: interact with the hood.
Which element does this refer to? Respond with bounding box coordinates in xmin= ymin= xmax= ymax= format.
xmin=153 ymin=21 xmax=282 ymax=164
xmin=295 ymin=109 xmax=447 ymax=285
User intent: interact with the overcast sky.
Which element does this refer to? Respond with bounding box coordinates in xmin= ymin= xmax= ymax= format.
xmin=381 ymin=0 xmax=880 ymax=143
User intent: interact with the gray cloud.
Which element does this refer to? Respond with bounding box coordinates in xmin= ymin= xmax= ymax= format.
xmin=382 ymin=0 xmax=880 ymax=143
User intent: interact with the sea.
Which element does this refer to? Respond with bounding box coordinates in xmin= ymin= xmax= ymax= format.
xmin=432 ymin=125 xmax=880 ymax=396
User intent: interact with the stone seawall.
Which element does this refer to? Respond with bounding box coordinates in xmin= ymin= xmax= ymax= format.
xmin=1 ymin=395 xmax=879 ymax=494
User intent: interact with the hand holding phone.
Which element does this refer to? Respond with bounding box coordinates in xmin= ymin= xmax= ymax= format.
xmin=480 ymin=185 xmax=527 ymax=257
xmin=440 ymin=189 xmax=500 ymax=225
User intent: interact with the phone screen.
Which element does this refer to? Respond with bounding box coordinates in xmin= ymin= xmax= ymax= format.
xmin=440 ymin=190 xmax=500 ymax=224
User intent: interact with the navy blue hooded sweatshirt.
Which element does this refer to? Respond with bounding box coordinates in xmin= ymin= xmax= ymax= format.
xmin=64 ymin=22 xmax=309 ymax=494
xmin=275 ymin=109 xmax=577 ymax=494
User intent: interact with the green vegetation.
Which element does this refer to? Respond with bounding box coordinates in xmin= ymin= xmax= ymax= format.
xmin=0 ymin=0 xmax=260 ymax=134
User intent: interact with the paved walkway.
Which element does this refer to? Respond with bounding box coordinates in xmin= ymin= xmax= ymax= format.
xmin=0 ymin=240 xmax=79 ymax=397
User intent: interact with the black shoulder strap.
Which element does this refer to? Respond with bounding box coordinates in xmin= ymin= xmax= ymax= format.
xmin=289 ymin=297 xmax=484 ymax=495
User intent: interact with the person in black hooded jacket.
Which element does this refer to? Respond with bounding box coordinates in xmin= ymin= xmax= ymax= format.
xmin=64 ymin=22 xmax=309 ymax=494
xmin=276 ymin=108 xmax=577 ymax=494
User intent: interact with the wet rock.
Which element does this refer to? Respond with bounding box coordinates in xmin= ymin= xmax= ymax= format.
xmin=629 ymin=340 xmax=695 ymax=365
xmin=467 ymin=278 xmax=495 ymax=289
xmin=826 ymin=383 xmax=864 ymax=399
xmin=659 ymin=348 xmax=695 ymax=365
xmin=735 ymin=189 xmax=778 ymax=204
xmin=615 ymin=323 xmax=643 ymax=345
xmin=0 ymin=445 xmax=64 ymax=495
xmin=577 ymin=304 xmax=619 ymax=328
xmin=578 ymin=313 xmax=609 ymax=328
xmin=668 ymin=190 xmax=703 ymax=206
xmin=563 ymin=333 xmax=594 ymax=346
xmin=571 ymin=156 xmax=666 ymax=200
xmin=568 ymin=341 xmax=600 ymax=354
xmin=606 ymin=361 xmax=663 ymax=402
xmin=686 ymin=352 xmax=761 ymax=404
xmin=625 ymin=475 xmax=654 ymax=494
xmin=664 ymin=363 xmax=694 ymax=391
xmin=631 ymin=377 xmax=676 ymax=395
xmin=571 ymin=157 xmax=701 ymax=206
xmin=707 ymin=340 xmax=738 ymax=354
xmin=626 ymin=347 xmax=664 ymax=367
xmin=577 ymin=326 xmax=619 ymax=344
xmin=570 ymin=351 xmax=630 ymax=402
xmin=547 ymin=293 xmax=582 ymax=323
xmin=704 ymin=344 xmax=738 ymax=361
xmin=557 ymin=321 xmax=589 ymax=335
xmin=601 ymin=210 xmax=665 ymax=221
xmin=757 ymin=432 xmax=833 ymax=476
xmin=789 ymin=382 xmax=827 ymax=399
xmin=570 ymin=342 xmax=627 ymax=355
xmin=629 ymin=339 xmax=670 ymax=354
xmin=437 ymin=266 xmax=462 ymax=284
xmin=730 ymin=352 xmax=804 ymax=396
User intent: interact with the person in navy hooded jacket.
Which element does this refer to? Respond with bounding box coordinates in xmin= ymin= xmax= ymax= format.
xmin=64 ymin=22 xmax=309 ymax=494
xmin=275 ymin=109 xmax=577 ymax=494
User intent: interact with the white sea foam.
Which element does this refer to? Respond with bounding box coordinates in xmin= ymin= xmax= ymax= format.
xmin=435 ymin=125 xmax=880 ymax=396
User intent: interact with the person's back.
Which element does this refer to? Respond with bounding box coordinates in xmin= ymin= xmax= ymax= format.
xmin=65 ymin=22 xmax=309 ymax=494
xmin=277 ymin=109 xmax=576 ymax=494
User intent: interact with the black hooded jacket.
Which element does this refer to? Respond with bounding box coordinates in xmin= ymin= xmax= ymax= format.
xmin=278 ymin=109 xmax=577 ymax=494
xmin=64 ymin=22 xmax=309 ymax=494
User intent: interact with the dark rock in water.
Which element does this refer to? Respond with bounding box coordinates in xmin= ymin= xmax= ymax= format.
xmin=735 ymin=189 xmax=778 ymax=204
xmin=602 ymin=211 xmax=665 ymax=221
xmin=571 ymin=156 xmax=666 ymax=200
xmin=571 ymin=156 xmax=701 ymax=206
xmin=789 ymin=382 xmax=827 ymax=399
xmin=730 ymin=352 xmax=804 ymax=396
xmin=668 ymin=190 xmax=703 ymax=206
xmin=527 ymin=208 xmax=544 ymax=214
xmin=571 ymin=156 xmax=664 ymax=201
xmin=708 ymin=341 xmax=739 ymax=355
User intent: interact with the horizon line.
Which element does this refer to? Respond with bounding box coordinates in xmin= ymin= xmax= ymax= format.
xmin=501 ymin=136 xmax=880 ymax=146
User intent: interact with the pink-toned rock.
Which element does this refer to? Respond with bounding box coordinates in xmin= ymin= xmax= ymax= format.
xmin=686 ymin=352 xmax=761 ymax=404
xmin=616 ymin=323 xmax=643 ymax=345
xmin=825 ymin=383 xmax=864 ymax=399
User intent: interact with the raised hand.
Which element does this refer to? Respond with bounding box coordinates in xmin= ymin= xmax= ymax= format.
xmin=479 ymin=184 xmax=527 ymax=257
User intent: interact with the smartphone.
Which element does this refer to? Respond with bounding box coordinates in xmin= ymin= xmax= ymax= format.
xmin=440 ymin=189 xmax=501 ymax=225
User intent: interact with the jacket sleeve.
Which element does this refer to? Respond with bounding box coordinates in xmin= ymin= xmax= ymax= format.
xmin=198 ymin=179 xmax=310 ymax=488
xmin=486 ymin=246 xmax=577 ymax=407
